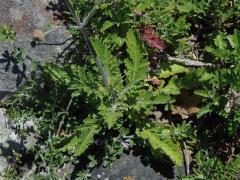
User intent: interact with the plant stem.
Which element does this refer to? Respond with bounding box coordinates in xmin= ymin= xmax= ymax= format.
xmin=82 ymin=0 xmax=103 ymax=27
xmin=79 ymin=27 xmax=109 ymax=87
xmin=74 ymin=0 xmax=109 ymax=87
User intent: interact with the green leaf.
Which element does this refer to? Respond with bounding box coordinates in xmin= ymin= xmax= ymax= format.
xmin=125 ymin=29 xmax=149 ymax=83
xmin=44 ymin=63 xmax=70 ymax=85
xmin=205 ymin=32 xmax=232 ymax=59
xmin=161 ymin=76 xmax=181 ymax=95
xmin=99 ymin=104 xmax=121 ymax=129
xmin=197 ymin=104 xmax=213 ymax=119
xmin=136 ymin=90 xmax=172 ymax=108
xmin=64 ymin=0 xmax=79 ymax=22
xmin=44 ymin=64 xmax=98 ymax=98
xmin=57 ymin=118 xmax=100 ymax=156
xmin=127 ymin=89 xmax=172 ymax=113
xmin=194 ymin=90 xmax=210 ymax=98
xmin=69 ymin=65 xmax=99 ymax=97
xmin=92 ymin=39 xmax=123 ymax=92
xmin=214 ymin=33 xmax=228 ymax=49
xmin=75 ymin=125 xmax=99 ymax=156
xmin=177 ymin=2 xmax=199 ymax=13
xmin=100 ymin=21 xmax=115 ymax=32
xmin=223 ymin=155 xmax=240 ymax=179
xmin=205 ymin=46 xmax=230 ymax=58
xmin=137 ymin=1 xmax=154 ymax=11
xmin=179 ymin=68 xmax=213 ymax=88
xmin=160 ymin=62 xmax=189 ymax=78
xmin=160 ymin=69 xmax=212 ymax=95
xmin=0 ymin=25 xmax=16 ymax=41
xmin=227 ymin=29 xmax=240 ymax=49
xmin=136 ymin=124 xmax=183 ymax=166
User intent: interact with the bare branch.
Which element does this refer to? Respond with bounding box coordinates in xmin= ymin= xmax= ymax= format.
xmin=163 ymin=55 xmax=215 ymax=67
xmin=183 ymin=142 xmax=190 ymax=176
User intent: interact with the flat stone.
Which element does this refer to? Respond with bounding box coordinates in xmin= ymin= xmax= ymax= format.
xmin=91 ymin=153 xmax=185 ymax=180
xmin=0 ymin=0 xmax=58 ymax=33
xmin=0 ymin=0 xmax=71 ymax=96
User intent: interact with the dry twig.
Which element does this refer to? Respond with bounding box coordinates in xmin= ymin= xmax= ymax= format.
xmin=183 ymin=142 xmax=190 ymax=176
xmin=167 ymin=55 xmax=215 ymax=67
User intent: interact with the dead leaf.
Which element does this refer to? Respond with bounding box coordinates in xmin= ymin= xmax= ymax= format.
xmin=156 ymin=118 xmax=169 ymax=125
xmin=171 ymin=90 xmax=201 ymax=119
xmin=153 ymin=111 xmax=162 ymax=120
xmin=123 ymin=176 xmax=135 ymax=180
xmin=172 ymin=106 xmax=189 ymax=119
xmin=33 ymin=29 xmax=45 ymax=41
xmin=144 ymin=77 xmax=162 ymax=87
xmin=134 ymin=9 xmax=142 ymax=17
xmin=58 ymin=129 xmax=68 ymax=136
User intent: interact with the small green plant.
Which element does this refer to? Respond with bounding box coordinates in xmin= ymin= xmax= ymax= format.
xmin=182 ymin=151 xmax=240 ymax=180
xmin=43 ymin=29 xmax=183 ymax=165
xmin=0 ymin=25 xmax=27 ymax=67
xmin=0 ymin=25 xmax=16 ymax=41
xmin=1 ymin=166 xmax=19 ymax=180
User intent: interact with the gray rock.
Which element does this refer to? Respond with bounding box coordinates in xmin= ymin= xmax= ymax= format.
xmin=0 ymin=0 xmax=71 ymax=176
xmin=0 ymin=0 xmax=71 ymax=95
xmin=0 ymin=108 xmax=20 ymax=174
xmin=91 ymin=153 xmax=185 ymax=180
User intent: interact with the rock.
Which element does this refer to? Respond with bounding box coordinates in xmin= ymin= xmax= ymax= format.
xmin=0 ymin=0 xmax=71 ymax=95
xmin=0 ymin=108 xmax=21 ymax=174
xmin=91 ymin=153 xmax=185 ymax=180
xmin=0 ymin=0 xmax=58 ymax=33
xmin=0 ymin=0 xmax=71 ymax=176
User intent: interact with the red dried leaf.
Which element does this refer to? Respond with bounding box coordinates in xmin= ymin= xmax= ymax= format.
xmin=140 ymin=26 xmax=165 ymax=51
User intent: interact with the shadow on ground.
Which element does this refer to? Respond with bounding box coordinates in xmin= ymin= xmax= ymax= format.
xmin=0 ymin=50 xmax=28 ymax=88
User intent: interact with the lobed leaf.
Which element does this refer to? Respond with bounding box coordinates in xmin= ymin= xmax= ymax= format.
xmin=98 ymin=104 xmax=122 ymax=129
xmin=57 ymin=118 xmax=100 ymax=156
xmin=92 ymin=39 xmax=123 ymax=92
xmin=160 ymin=62 xmax=189 ymax=79
xmin=136 ymin=124 xmax=183 ymax=166
xmin=125 ymin=29 xmax=149 ymax=83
